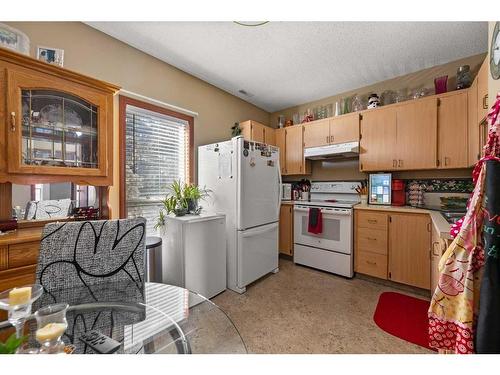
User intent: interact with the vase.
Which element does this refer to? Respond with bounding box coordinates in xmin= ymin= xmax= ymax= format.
xmin=434 ymin=75 xmax=448 ymax=94
xmin=187 ymin=198 xmax=198 ymax=214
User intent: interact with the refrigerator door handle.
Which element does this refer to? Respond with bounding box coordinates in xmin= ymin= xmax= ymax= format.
xmin=277 ymin=155 xmax=282 ymax=217
xmin=241 ymin=222 xmax=279 ymax=238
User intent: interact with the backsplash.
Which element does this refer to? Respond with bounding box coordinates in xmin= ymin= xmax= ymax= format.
xmin=404 ymin=178 xmax=474 ymax=193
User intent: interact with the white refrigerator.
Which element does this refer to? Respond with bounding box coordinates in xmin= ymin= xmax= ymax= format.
xmin=198 ymin=136 xmax=281 ymax=293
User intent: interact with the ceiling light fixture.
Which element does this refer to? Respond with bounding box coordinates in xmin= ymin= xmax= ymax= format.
xmin=233 ymin=21 xmax=269 ymax=27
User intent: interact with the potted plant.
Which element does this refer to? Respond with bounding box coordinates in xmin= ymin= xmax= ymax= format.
xmin=155 ymin=181 xmax=210 ymax=229
xmin=183 ymin=183 xmax=210 ymax=213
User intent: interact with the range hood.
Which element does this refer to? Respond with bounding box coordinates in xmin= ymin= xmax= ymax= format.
xmin=304 ymin=141 xmax=359 ymax=160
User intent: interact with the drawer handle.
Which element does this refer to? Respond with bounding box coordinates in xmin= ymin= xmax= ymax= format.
xmin=367 ymin=237 xmax=377 ymax=241
xmin=366 ymin=260 xmax=377 ymax=265
xmin=432 ymin=241 xmax=441 ymax=257
xmin=367 ymin=219 xmax=378 ymax=224
xmin=10 ymin=112 xmax=16 ymax=132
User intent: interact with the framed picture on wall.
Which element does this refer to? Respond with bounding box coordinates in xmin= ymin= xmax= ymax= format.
xmin=0 ymin=23 xmax=30 ymax=55
xmin=37 ymin=46 xmax=64 ymax=67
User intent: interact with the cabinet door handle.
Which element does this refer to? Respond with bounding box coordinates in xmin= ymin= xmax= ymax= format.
xmin=392 ymin=159 xmax=396 ymax=168
xmin=444 ymin=157 xmax=449 ymax=166
xmin=326 ymin=135 xmax=329 ymax=144
xmin=398 ymin=159 xmax=403 ymax=167
xmin=367 ymin=219 xmax=377 ymax=224
xmin=367 ymin=237 xmax=377 ymax=241
xmin=330 ymin=135 xmax=334 ymax=143
xmin=366 ymin=260 xmax=377 ymax=265
xmin=483 ymin=94 xmax=488 ymax=110
xmin=432 ymin=241 xmax=440 ymax=257
xmin=10 ymin=112 xmax=16 ymax=132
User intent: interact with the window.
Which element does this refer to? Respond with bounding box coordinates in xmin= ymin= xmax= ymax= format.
xmin=119 ymin=96 xmax=193 ymax=233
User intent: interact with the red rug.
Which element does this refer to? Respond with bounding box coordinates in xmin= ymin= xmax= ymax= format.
xmin=373 ymin=291 xmax=435 ymax=351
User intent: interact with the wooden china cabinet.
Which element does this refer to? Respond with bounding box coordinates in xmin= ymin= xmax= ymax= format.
xmin=0 ymin=47 xmax=120 ymax=292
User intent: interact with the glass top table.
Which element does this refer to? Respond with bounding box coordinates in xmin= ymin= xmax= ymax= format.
xmin=0 ymin=282 xmax=246 ymax=354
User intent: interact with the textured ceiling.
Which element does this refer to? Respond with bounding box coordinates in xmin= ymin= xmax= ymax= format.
xmin=87 ymin=22 xmax=488 ymax=112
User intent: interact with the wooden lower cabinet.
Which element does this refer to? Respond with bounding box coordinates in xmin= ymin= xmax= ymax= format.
xmin=431 ymin=225 xmax=451 ymax=293
xmin=0 ymin=231 xmax=41 ymax=290
xmin=354 ymin=210 xmax=389 ymax=279
xmin=279 ymin=204 xmax=294 ymax=256
xmin=387 ymin=213 xmax=431 ymax=289
xmin=355 ymin=209 xmax=431 ymax=290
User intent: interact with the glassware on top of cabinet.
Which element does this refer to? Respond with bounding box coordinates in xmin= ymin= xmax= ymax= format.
xmin=278 ymin=115 xmax=285 ymax=128
xmin=326 ymin=103 xmax=333 ymax=118
xmin=380 ymin=90 xmax=397 ymax=106
xmin=292 ymin=113 xmax=300 ymax=126
xmin=334 ymin=102 xmax=340 ymax=116
xmin=434 ymin=76 xmax=448 ymax=94
xmin=21 ymin=89 xmax=99 ymax=169
xmin=456 ymin=65 xmax=472 ymax=90
xmin=351 ymin=94 xmax=363 ymax=112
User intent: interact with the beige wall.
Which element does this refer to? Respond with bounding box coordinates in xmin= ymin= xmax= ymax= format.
xmin=489 ymin=22 xmax=500 ymax=104
xmin=6 ymin=22 xmax=270 ymax=218
xmin=277 ymin=54 xmax=486 ymax=182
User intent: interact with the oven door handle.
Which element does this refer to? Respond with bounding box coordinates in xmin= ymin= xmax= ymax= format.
xmin=294 ymin=207 xmax=352 ymax=215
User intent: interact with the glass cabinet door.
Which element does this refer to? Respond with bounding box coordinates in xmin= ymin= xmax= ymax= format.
xmin=7 ymin=68 xmax=109 ymax=177
xmin=21 ymin=89 xmax=99 ymax=168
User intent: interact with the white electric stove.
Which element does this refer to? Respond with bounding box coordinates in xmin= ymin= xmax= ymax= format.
xmin=293 ymin=182 xmax=361 ymax=278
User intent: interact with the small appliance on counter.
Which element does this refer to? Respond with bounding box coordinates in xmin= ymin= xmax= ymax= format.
xmin=368 ymin=173 xmax=392 ymax=205
xmin=391 ymin=179 xmax=406 ymax=206
xmin=282 ymin=183 xmax=292 ymax=200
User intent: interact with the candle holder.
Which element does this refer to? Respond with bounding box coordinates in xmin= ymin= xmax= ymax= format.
xmin=0 ymin=284 xmax=43 ymax=340
xmin=35 ymin=303 xmax=69 ymax=354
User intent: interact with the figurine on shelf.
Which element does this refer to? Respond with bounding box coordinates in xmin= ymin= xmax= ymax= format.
xmin=367 ymin=94 xmax=380 ymax=109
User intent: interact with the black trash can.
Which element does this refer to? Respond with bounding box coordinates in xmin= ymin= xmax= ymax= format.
xmin=145 ymin=236 xmax=163 ymax=283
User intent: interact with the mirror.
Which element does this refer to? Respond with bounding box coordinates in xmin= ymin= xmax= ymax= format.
xmin=12 ymin=183 xmax=100 ymax=222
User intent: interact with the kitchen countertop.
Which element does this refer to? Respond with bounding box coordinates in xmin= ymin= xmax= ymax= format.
xmin=354 ymin=203 xmax=453 ymax=240
xmin=281 ymin=200 xmax=454 ymax=240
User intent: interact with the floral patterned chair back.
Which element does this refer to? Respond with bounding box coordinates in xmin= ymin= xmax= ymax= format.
xmin=35 ymin=218 xmax=147 ymax=293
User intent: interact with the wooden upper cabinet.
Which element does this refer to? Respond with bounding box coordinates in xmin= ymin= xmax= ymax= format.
xmin=6 ymin=68 xmax=110 ymax=178
xmin=252 ymin=123 xmax=265 ymax=143
xmin=396 ymin=98 xmax=437 ymax=170
xmin=303 ymin=119 xmax=330 ymax=148
xmin=275 ymin=128 xmax=286 ymax=174
xmin=359 ymin=107 xmax=397 ymax=171
xmin=0 ymin=47 xmax=119 ymax=185
xmin=388 ymin=213 xmax=431 ymax=290
xmin=285 ymin=125 xmax=306 ymax=175
xmin=477 ymin=59 xmax=489 ymax=122
xmin=438 ymin=92 xmax=468 ymax=169
xmin=468 ymin=78 xmax=480 ymax=166
xmin=239 ymin=120 xmax=275 ymax=144
xmin=264 ymin=127 xmax=276 ymax=146
xmin=329 ymin=113 xmax=359 ymax=144
xmin=303 ymin=114 xmax=359 ymax=149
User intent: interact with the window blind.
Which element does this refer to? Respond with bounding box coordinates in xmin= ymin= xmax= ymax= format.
xmin=125 ymin=104 xmax=189 ymax=233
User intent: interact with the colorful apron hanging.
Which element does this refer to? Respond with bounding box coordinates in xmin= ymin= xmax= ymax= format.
xmin=428 ymin=93 xmax=500 ymax=354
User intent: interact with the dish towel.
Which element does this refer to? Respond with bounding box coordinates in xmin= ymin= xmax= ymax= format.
xmin=308 ymin=208 xmax=322 ymax=234
xmin=428 ymin=92 xmax=500 ymax=354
